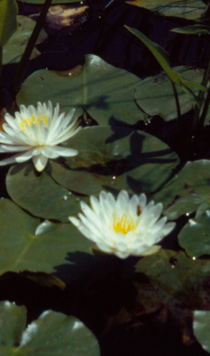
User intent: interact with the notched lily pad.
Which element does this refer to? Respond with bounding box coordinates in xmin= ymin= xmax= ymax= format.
xmin=51 ymin=126 xmax=179 ymax=195
xmin=0 ymin=199 xmax=93 ymax=281
xmin=6 ymin=162 xmax=84 ymax=222
xmin=0 ymin=302 xmax=100 ymax=356
xmin=16 ymin=54 xmax=144 ymax=126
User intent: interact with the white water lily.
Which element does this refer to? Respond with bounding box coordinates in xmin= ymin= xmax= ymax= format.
xmin=0 ymin=101 xmax=81 ymax=172
xmin=69 ymin=190 xmax=175 ymax=259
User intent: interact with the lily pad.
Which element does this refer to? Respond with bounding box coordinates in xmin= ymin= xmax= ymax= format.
xmin=50 ymin=126 xmax=179 ymax=195
xmin=21 ymin=0 xmax=81 ymax=3
xmin=6 ymin=163 xmax=84 ymax=222
xmin=128 ymin=0 xmax=206 ymax=20
xmin=0 ymin=0 xmax=18 ymax=47
xmin=136 ymin=249 xmax=210 ymax=304
xmin=3 ymin=15 xmax=47 ymax=64
xmin=135 ymin=67 xmax=203 ymax=121
xmin=0 ymin=198 xmax=93 ymax=281
xmin=193 ymin=310 xmax=210 ymax=353
xmin=178 ymin=203 xmax=210 ymax=258
xmin=153 ymin=160 xmax=210 ymax=220
xmin=0 ymin=302 xmax=100 ymax=356
xmin=16 ymin=54 xmax=144 ymax=126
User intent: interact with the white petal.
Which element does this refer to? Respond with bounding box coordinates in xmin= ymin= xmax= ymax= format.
xmin=32 ymin=154 xmax=48 ymax=172
xmin=15 ymin=150 xmax=33 ymax=162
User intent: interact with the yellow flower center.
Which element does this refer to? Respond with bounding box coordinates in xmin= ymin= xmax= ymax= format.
xmin=19 ymin=114 xmax=48 ymax=133
xmin=112 ymin=214 xmax=136 ymax=235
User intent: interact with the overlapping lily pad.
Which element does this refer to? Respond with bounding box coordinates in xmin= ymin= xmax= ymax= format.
xmin=193 ymin=310 xmax=210 ymax=353
xmin=6 ymin=163 xmax=85 ymax=222
xmin=0 ymin=302 xmax=100 ymax=356
xmin=153 ymin=160 xmax=210 ymax=219
xmin=50 ymin=126 xmax=179 ymax=195
xmin=3 ymin=15 xmax=47 ymax=64
xmin=178 ymin=203 xmax=210 ymax=258
xmin=0 ymin=198 xmax=93 ymax=281
xmin=135 ymin=67 xmax=203 ymax=121
xmin=129 ymin=0 xmax=206 ymax=20
xmin=16 ymin=54 xmax=144 ymax=126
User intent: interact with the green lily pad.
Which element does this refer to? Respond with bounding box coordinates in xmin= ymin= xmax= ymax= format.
xmin=21 ymin=0 xmax=81 ymax=3
xmin=135 ymin=67 xmax=203 ymax=121
xmin=128 ymin=0 xmax=206 ymax=20
xmin=0 ymin=198 xmax=93 ymax=282
xmin=178 ymin=203 xmax=210 ymax=258
xmin=0 ymin=0 xmax=18 ymax=47
xmin=16 ymin=54 xmax=144 ymax=126
xmin=6 ymin=163 xmax=85 ymax=222
xmin=136 ymin=249 xmax=210 ymax=304
xmin=153 ymin=160 xmax=210 ymax=220
xmin=193 ymin=310 xmax=210 ymax=353
xmin=3 ymin=15 xmax=47 ymax=65
xmin=0 ymin=302 xmax=100 ymax=356
xmin=50 ymin=126 xmax=179 ymax=195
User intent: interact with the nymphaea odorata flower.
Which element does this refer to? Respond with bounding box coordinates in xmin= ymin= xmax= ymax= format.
xmin=0 ymin=101 xmax=81 ymax=172
xmin=69 ymin=190 xmax=175 ymax=259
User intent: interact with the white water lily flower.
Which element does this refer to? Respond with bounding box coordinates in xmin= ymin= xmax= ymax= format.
xmin=69 ymin=190 xmax=175 ymax=259
xmin=0 ymin=101 xmax=81 ymax=172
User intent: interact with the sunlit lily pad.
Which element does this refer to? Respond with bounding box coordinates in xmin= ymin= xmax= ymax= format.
xmin=0 ymin=199 xmax=93 ymax=281
xmin=193 ymin=310 xmax=210 ymax=353
xmin=16 ymin=54 xmax=144 ymax=126
xmin=6 ymin=163 xmax=84 ymax=222
xmin=3 ymin=15 xmax=47 ymax=64
xmin=178 ymin=203 xmax=210 ymax=258
xmin=0 ymin=302 xmax=99 ymax=356
xmin=50 ymin=126 xmax=179 ymax=195
xmin=135 ymin=67 xmax=203 ymax=121
xmin=128 ymin=0 xmax=206 ymax=20
xmin=153 ymin=160 xmax=210 ymax=220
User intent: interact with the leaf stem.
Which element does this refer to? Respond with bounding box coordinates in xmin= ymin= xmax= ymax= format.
xmin=171 ymin=81 xmax=181 ymax=122
xmin=11 ymin=0 xmax=52 ymax=96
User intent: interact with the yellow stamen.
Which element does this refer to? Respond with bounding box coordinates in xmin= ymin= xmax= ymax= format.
xmin=19 ymin=114 xmax=49 ymax=132
xmin=112 ymin=214 xmax=135 ymax=235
